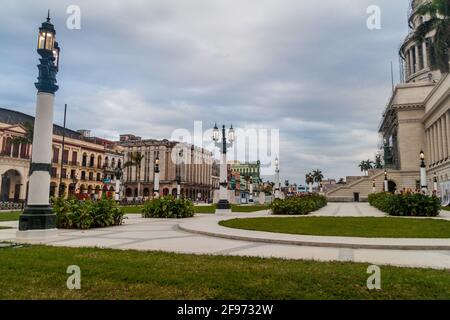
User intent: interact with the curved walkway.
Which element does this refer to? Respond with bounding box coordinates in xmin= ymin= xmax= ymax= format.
xmin=0 ymin=203 xmax=449 ymax=270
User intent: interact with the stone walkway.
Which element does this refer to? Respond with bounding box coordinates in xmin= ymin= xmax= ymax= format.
xmin=1 ymin=203 xmax=450 ymax=270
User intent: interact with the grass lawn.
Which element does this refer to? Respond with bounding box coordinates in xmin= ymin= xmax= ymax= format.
xmin=0 ymin=211 xmax=21 ymax=222
xmin=121 ymin=206 xmax=144 ymax=214
xmin=442 ymin=207 xmax=450 ymax=212
xmin=194 ymin=205 xmax=269 ymax=214
xmin=220 ymin=217 xmax=450 ymax=238
xmin=0 ymin=245 xmax=449 ymax=300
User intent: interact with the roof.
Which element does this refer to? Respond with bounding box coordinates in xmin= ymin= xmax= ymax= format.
xmin=0 ymin=107 xmax=83 ymax=140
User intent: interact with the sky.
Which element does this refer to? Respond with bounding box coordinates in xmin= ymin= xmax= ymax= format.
xmin=0 ymin=0 xmax=411 ymax=184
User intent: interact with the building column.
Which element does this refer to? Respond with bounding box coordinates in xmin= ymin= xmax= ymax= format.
xmin=447 ymin=111 xmax=450 ymax=158
xmin=409 ymin=49 xmax=414 ymax=75
xmin=443 ymin=115 xmax=449 ymax=160
xmin=422 ymin=41 xmax=428 ymax=69
xmin=415 ymin=45 xmax=420 ymax=71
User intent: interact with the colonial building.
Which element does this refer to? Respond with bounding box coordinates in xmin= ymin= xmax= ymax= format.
xmin=328 ymin=0 xmax=449 ymax=202
xmin=0 ymin=108 xmax=122 ymax=202
xmin=119 ymin=134 xmax=214 ymax=201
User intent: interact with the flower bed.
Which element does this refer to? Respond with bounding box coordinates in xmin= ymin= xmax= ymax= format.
xmin=368 ymin=192 xmax=440 ymax=217
xmin=142 ymin=196 xmax=195 ymax=219
xmin=270 ymin=195 xmax=327 ymax=215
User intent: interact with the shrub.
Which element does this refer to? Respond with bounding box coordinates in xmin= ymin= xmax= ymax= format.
xmin=53 ymin=197 xmax=125 ymax=229
xmin=270 ymin=194 xmax=327 ymax=215
xmin=142 ymin=196 xmax=195 ymax=219
xmin=368 ymin=192 xmax=440 ymax=217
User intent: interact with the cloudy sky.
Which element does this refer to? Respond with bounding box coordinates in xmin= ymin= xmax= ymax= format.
xmin=0 ymin=0 xmax=411 ymax=184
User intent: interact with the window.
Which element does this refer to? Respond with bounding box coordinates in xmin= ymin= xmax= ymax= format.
xmin=52 ymin=147 xmax=59 ymax=163
xmin=62 ymin=150 xmax=69 ymax=164
xmin=72 ymin=151 xmax=78 ymax=165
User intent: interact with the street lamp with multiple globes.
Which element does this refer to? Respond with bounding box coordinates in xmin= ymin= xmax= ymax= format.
xmin=17 ymin=12 xmax=60 ymax=241
xmin=153 ymin=156 xmax=160 ymax=198
xmin=212 ymin=124 xmax=235 ymax=214
xmin=419 ymin=150 xmax=428 ymax=193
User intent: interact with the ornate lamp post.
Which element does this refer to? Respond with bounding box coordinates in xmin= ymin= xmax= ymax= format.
xmin=153 ymin=156 xmax=160 ymax=198
xmin=419 ymin=150 xmax=428 ymax=194
xmin=307 ymin=174 xmax=313 ymax=193
xmin=274 ymin=157 xmax=281 ymax=199
xmin=384 ymin=170 xmax=389 ymax=192
xmin=17 ymin=13 xmax=60 ymax=240
xmin=176 ymin=149 xmax=183 ymax=199
xmin=372 ymin=179 xmax=376 ymax=193
xmin=433 ymin=172 xmax=438 ymax=195
xmin=212 ymin=123 xmax=235 ymax=214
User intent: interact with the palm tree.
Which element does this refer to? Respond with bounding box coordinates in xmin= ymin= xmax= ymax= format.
xmin=365 ymin=159 xmax=375 ymax=174
xmin=413 ymin=0 xmax=450 ymax=74
xmin=374 ymin=154 xmax=383 ymax=169
xmin=312 ymin=169 xmax=324 ymax=186
xmin=305 ymin=173 xmax=314 ymax=185
xmin=337 ymin=178 xmax=345 ymax=185
xmin=123 ymin=152 xmax=144 ymax=198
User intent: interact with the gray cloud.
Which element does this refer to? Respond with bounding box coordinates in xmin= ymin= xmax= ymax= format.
xmin=0 ymin=0 xmax=410 ymax=184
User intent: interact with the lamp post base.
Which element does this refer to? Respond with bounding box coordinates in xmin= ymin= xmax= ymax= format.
xmin=215 ymin=200 xmax=232 ymax=215
xmin=18 ymin=205 xmax=57 ymax=231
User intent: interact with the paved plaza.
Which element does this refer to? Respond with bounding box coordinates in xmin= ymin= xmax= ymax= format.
xmin=1 ymin=203 xmax=450 ymax=270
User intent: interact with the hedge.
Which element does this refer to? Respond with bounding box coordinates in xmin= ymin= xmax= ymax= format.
xmin=368 ymin=192 xmax=440 ymax=217
xmin=52 ymin=197 xmax=126 ymax=229
xmin=270 ymin=195 xmax=327 ymax=215
xmin=142 ymin=196 xmax=195 ymax=219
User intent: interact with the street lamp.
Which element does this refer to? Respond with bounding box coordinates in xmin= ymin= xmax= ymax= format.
xmin=384 ymin=170 xmax=389 ymax=192
xmin=18 ymin=12 xmax=60 ymax=241
xmin=307 ymin=174 xmax=313 ymax=193
xmin=372 ymin=179 xmax=376 ymax=193
xmin=419 ymin=150 xmax=428 ymax=194
xmin=212 ymin=123 xmax=235 ymax=214
xmin=274 ymin=157 xmax=281 ymax=199
xmin=154 ymin=156 xmax=160 ymax=198
xmin=176 ymin=149 xmax=183 ymax=199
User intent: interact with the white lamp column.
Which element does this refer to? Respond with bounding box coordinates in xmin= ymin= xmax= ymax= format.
xmin=154 ymin=157 xmax=160 ymax=198
xmin=213 ymin=124 xmax=235 ymax=214
xmin=17 ymin=13 xmax=60 ymax=241
xmin=419 ymin=150 xmax=428 ymax=194
xmin=274 ymin=157 xmax=281 ymax=199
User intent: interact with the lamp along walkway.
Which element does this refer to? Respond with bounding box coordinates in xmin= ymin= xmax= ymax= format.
xmin=1 ymin=203 xmax=450 ymax=270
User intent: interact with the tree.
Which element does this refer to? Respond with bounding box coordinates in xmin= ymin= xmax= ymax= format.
xmin=312 ymin=169 xmax=324 ymax=185
xmin=358 ymin=160 xmax=374 ymax=176
xmin=337 ymin=178 xmax=345 ymax=185
xmin=374 ymin=154 xmax=383 ymax=169
xmin=305 ymin=173 xmax=314 ymax=185
xmin=123 ymin=152 xmax=145 ymax=198
xmin=413 ymin=0 xmax=450 ymax=74
xmin=284 ymin=180 xmax=290 ymax=187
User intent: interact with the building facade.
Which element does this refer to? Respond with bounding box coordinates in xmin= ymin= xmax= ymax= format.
xmin=0 ymin=108 xmax=123 ymax=202
xmin=119 ymin=135 xmax=215 ymax=201
xmin=328 ymin=0 xmax=450 ymax=202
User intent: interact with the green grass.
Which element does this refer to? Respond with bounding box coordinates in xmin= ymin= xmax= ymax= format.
xmin=194 ymin=205 xmax=269 ymax=214
xmin=442 ymin=207 xmax=450 ymax=212
xmin=120 ymin=206 xmax=144 ymax=214
xmin=220 ymin=217 xmax=450 ymax=238
xmin=0 ymin=245 xmax=449 ymax=300
xmin=0 ymin=212 xmax=21 ymax=222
